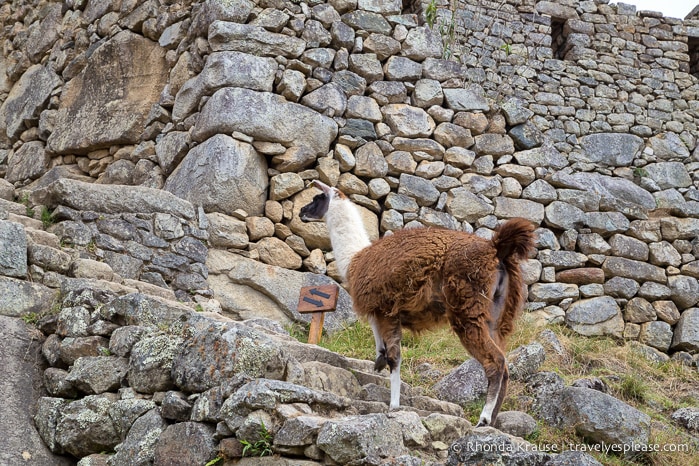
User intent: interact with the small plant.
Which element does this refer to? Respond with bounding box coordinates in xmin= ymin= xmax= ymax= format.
xmin=194 ymin=304 xmax=204 ymax=313
xmin=425 ymin=0 xmax=438 ymax=28
xmin=240 ymin=422 xmax=273 ymax=457
xmin=40 ymin=206 xmax=54 ymax=229
xmin=616 ymin=374 xmax=649 ymax=403
xmin=500 ymin=43 xmax=512 ymax=55
xmin=99 ymin=347 xmax=112 ymax=356
xmin=21 ymin=312 xmax=39 ymax=326
xmin=204 ymin=457 xmax=223 ymax=466
xmin=18 ymin=193 xmax=35 ymax=217
xmin=633 ymin=167 xmax=649 ymax=178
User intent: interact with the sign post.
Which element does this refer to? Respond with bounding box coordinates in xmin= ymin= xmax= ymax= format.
xmin=297 ymin=284 xmax=339 ymax=344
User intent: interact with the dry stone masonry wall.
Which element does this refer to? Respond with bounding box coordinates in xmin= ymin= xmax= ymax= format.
xmin=1 ymin=0 xmax=699 ymax=463
xmin=2 ymin=0 xmax=698 ymax=352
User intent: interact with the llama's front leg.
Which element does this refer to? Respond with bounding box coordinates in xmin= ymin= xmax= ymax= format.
xmin=369 ymin=316 xmax=387 ymax=371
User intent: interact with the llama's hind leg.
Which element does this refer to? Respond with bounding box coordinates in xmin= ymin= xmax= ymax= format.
xmin=455 ymin=322 xmax=508 ymax=427
xmin=369 ymin=316 xmax=388 ymax=371
xmin=373 ymin=316 xmax=403 ymax=409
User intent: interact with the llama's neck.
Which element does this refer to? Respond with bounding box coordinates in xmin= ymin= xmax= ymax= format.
xmin=325 ymin=197 xmax=372 ymax=281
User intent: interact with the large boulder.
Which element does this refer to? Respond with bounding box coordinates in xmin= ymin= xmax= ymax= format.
xmin=0 ymin=276 xmax=56 ymax=317
xmin=191 ymin=87 xmax=338 ymax=157
xmin=671 ymin=308 xmax=699 ymax=352
xmin=31 ymin=179 xmax=196 ymax=220
xmin=579 ymin=133 xmax=644 ymax=167
xmin=47 ymin=31 xmax=168 ymax=154
xmin=171 ymin=320 xmax=290 ymax=393
xmin=0 ymin=65 xmax=61 ymax=143
xmin=433 ymin=358 xmax=487 ymax=405
xmin=172 ymin=51 xmax=277 ymax=120
xmin=316 ymin=414 xmax=407 ymax=464
xmin=565 ymin=296 xmax=624 ymax=338
xmin=2 ymin=317 xmax=73 ymax=465
xmin=163 ymin=134 xmax=268 ymax=216
xmin=109 ymin=408 xmax=168 ymax=466
xmin=0 ymin=221 xmax=28 ymax=278
xmin=207 ymin=250 xmax=357 ymax=331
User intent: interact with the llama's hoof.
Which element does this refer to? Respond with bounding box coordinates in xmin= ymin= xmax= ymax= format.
xmin=475 ymin=418 xmax=490 ymax=428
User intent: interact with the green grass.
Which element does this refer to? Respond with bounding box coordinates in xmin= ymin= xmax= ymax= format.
xmin=290 ymin=315 xmax=699 ymax=466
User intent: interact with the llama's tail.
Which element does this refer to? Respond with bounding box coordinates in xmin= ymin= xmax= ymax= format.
xmin=492 ymin=217 xmax=535 ymax=263
xmin=490 ymin=218 xmax=536 ymax=343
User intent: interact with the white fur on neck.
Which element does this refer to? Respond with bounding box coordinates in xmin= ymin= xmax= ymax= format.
xmin=325 ymin=197 xmax=371 ymax=281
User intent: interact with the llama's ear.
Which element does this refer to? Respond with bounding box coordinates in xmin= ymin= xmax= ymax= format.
xmin=311 ymin=180 xmax=332 ymax=194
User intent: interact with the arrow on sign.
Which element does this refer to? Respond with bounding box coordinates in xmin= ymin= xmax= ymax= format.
xmin=303 ymin=296 xmax=324 ymax=307
xmin=309 ymin=288 xmax=331 ymax=299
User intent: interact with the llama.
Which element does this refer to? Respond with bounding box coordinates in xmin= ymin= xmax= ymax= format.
xmin=300 ymin=180 xmax=535 ymax=426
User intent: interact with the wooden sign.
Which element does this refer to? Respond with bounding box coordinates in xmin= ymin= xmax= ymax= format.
xmin=298 ymin=285 xmax=339 ymax=313
xmin=297 ymin=284 xmax=339 ymax=344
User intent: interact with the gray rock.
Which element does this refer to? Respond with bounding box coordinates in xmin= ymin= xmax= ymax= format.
xmin=579 ymin=133 xmax=643 ymax=166
xmin=3 ymin=316 xmax=73 ymax=465
xmin=644 ymin=162 xmax=692 ymax=189
xmin=221 ymin=379 xmax=349 ymax=425
xmin=191 ymin=88 xmax=337 ymax=157
xmin=671 ymin=308 xmax=699 ymax=352
xmin=547 ymin=451 xmax=603 ymax=465
xmin=671 ymin=407 xmax=699 ymax=433
xmin=529 ymin=283 xmax=579 ymax=303
xmin=446 ymin=429 xmax=551 ymax=465
xmin=552 ymin=172 xmax=656 ymax=213
xmin=208 ymin=21 xmax=305 ymax=57
xmin=32 ymin=179 xmax=196 ymax=220
xmin=639 ymin=321 xmax=673 ymax=352
xmin=101 ymin=293 xmax=192 ymax=328
xmin=473 ymin=133 xmax=515 ymax=156
xmin=108 ymin=398 xmax=158 ymax=440
xmin=172 ymin=321 xmax=289 ymax=393
xmin=354 ymin=141 xmax=388 ymax=178
xmin=668 ymin=275 xmax=699 ymax=310
xmin=401 ymin=26 xmax=443 ymax=60
xmin=603 ymin=276 xmax=640 ymax=299
xmin=624 ymin=297 xmax=656 ymax=323
xmin=398 ymin=173 xmax=440 ymax=206
xmin=544 ymin=201 xmax=585 ymax=230
xmin=0 ymin=221 xmax=27 ymax=278
xmin=341 ymin=10 xmax=392 ymax=34
xmin=206 ymin=212 xmax=248 ymax=249
xmin=493 ymin=197 xmax=545 ymax=224
xmin=649 ymin=132 xmax=691 ymax=160
xmin=446 ymin=187 xmax=494 ymax=223
xmin=55 ymin=395 xmax=121 ymax=458
xmin=301 ymin=83 xmax=348 ymax=117
xmin=509 ymin=121 xmax=544 ymax=150
xmin=507 ymin=342 xmax=545 ymax=381
xmin=0 ymin=64 xmax=61 ymax=143
xmin=494 ymin=411 xmax=538 ymax=438
xmin=514 ymin=145 xmax=568 ymax=169
xmin=412 ymin=79 xmax=443 ymax=108
xmin=382 ymin=104 xmax=435 ymax=138
xmin=565 ymin=296 xmax=624 ymax=338
xmin=443 ymin=87 xmax=489 ymax=112
xmin=6 ymin=141 xmax=51 ymax=183
xmin=602 ymin=257 xmax=666 ymax=283
xmin=66 ymin=356 xmax=129 ymax=394
xmin=316 ymin=413 xmax=406 ymax=464
xmin=109 ymin=408 xmax=167 ymax=466
xmin=47 ymin=32 xmax=167 ymax=154
xmin=164 ymin=134 xmax=267 ymax=216
xmin=153 ymin=422 xmax=217 ymax=466
xmin=585 ymin=211 xmax=630 ymax=236
xmin=609 ymin=234 xmax=649 ymax=261
xmin=208 ymin=250 xmax=356 ymax=330
xmin=172 ymin=51 xmax=277 ymax=120
xmin=558 ymin=387 xmax=650 ymax=455
xmin=434 ymin=358 xmax=487 ymax=405
xmin=0 ymin=276 xmax=55 ymax=317
xmin=129 ymin=333 xmax=184 ymax=393
xmin=274 ymin=415 xmax=328 ymax=448
xmin=44 ymin=368 xmax=78 ymax=398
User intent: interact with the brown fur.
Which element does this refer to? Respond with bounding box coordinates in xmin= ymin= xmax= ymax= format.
xmin=346 ymin=219 xmax=535 ymax=423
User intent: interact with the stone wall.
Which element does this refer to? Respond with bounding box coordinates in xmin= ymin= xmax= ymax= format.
xmin=3 ymin=0 xmax=697 ymax=353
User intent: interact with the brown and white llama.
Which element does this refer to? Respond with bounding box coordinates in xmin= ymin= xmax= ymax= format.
xmin=300 ymin=180 xmax=535 ymax=426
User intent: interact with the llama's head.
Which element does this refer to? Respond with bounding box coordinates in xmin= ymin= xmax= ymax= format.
xmin=299 ymin=180 xmax=346 ymax=222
